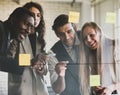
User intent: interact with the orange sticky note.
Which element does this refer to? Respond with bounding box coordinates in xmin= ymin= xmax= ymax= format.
xmin=106 ymin=12 xmax=116 ymax=24
xmin=90 ymin=75 xmax=100 ymax=86
xmin=19 ymin=54 xmax=31 ymax=66
xmin=69 ymin=11 xmax=80 ymax=23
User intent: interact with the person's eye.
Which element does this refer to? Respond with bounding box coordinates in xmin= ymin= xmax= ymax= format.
xmin=67 ymin=29 xmax=72 ymax=34
xmin=24 ymin=21 xmax=29 ymax=26
xmin=37 ymin=13 xmax=41 ymax=17
xmin=57 ymin=32 xmax=65 ymax=37
xmin=89 ymin=34 xmax=95 ymax=38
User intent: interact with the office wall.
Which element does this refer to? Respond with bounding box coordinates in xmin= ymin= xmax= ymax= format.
xmin=93 ymin=0 xmax=119 ymax=39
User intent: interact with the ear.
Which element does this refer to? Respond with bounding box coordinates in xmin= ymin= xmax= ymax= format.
xmin=56 ymin=33 xmax=60 ymax=38
xmin=54 ymin=30 xmax=59 ymax=37
xmin=71 ymin=23 xmax=74 ymax=27
xmin=71 ymin=23 xmax=77 ymax=31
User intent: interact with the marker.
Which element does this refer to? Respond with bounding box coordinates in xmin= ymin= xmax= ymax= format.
xmin=60 ymin=61 xmax=69 ymax=64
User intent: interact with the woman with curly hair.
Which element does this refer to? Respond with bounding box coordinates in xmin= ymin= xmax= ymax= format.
xmin=23 ymin=1 xmax=46 ymax=55
xmin=18 ymin=2 xmax=49 ymax=95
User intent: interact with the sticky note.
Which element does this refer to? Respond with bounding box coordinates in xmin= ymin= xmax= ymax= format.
xmin=106 ymin=12 xmax=116 ymax=24
xmin=69 ymin=11 xmax=80 ymax=23
xmin=90 ymin=75 xmax=100 ymax=86
xmin=19 ymin=54 xmax=31 ymax=66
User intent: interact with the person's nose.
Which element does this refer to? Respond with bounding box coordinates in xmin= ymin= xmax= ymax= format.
xmin=65 ymin=33 xmax=69 ymax=40
xmin=34 ymin=14 xmax=38 ymax=21
xmin=87 ymin=35 xmax=91 ymax=42
xmin=26 ymin=26 xmax=31 ymax=34
xmin=34 ymin=16 xmax=37 ymax=21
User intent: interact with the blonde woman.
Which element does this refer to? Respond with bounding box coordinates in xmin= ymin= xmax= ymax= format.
xmin=81 ymin=22 xmax=120 ymax=95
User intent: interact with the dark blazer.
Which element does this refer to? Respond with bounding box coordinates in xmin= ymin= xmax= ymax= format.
xmin=0 ymin=20 xmax=24 ymax=75
xmin=51 ymin=40 xmax=81 ymax=95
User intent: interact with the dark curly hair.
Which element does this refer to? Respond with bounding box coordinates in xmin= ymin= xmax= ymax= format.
xmin=52 ymin=14 xmax=68 ymax=36
xmin=23 ymin=2 xmax=46 ymax=52
xmin=7 ymin=7 xmax=35 ymax=39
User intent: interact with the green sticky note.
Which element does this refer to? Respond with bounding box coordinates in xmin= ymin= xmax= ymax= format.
xmin=69 ymin=11 xmax=80 ymax=23
xmin=106 ymin=12 xmax=116 ymax=24
xmin=19 ymin=54 xmax=31 ymax=66
xmin=90 ymin=75 xmax=100 ymax=86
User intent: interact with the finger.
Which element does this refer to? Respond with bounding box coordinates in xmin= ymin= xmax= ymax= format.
xmin=61 ymin=61 xmax=69 ymax=63
xmin=57 ymin=62 xmax=67 ymax=66
xmin=38 ymin=66 xmax=43 ymax=71
xmin=38 ymin=53 xmax=47 ymax=60
xmin=40 ymin=59 xmax=46 ymax=65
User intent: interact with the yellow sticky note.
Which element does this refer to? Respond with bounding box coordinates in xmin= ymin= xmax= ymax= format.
xmin=106 ymin=12 xmax=116 ymax=24
xmin=69 ymin=11 xmax=80 ymax=23
xmin=19 ymin=54 xmax=31 ymax=66
xmin=90 ymin=75 xmax=100 ymax=86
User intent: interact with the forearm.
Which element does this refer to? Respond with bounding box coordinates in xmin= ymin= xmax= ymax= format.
xmin=115 ymin=82 xmax=120 ymax=91
xmin=43 ymin=64 xmax=48 ymax=75
xmin=6 ymin=39 xmax=19 ymax=58
xmin=0 ymin=56 xmax=24 ymax=75
xmin=105 ymin=82 xmax=120 ymax=93
xmin=52 ymin=75 xmax=65 ymax=94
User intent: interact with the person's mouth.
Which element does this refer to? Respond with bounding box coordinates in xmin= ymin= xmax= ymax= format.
xmin=19 ymin=33 xmax=27 ymax=40
xmin=90 ymin=42 xmax=96 ymax=48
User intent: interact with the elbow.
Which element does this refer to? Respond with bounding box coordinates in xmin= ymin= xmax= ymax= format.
xmin=53 ymin=87 xmax=65 ymax=94
xmin=52 ymin=84 xmax=65 ymax=94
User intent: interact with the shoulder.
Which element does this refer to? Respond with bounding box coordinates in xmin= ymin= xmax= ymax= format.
xmin=0 ymin=21 xmax=4 ymax=43
xmin=51 ymin=40 xmax=62 ymax=48
xmin=102 ymin=36 xmax=115 ymax=48
xmin=104 ymin=36 xmax=114 ymax=44
xmin=0 ymin=20 xmax=6 ymax=36
xmin=0 ymin=20 xmax=4 ymax=27
xmin=76 ymin=30 xmax=82 ymax=41
xmin=0 ymin=20 xmax=3 ymax=24
xmin=0 ymin=20 xmax=4 ymax=31
xmin=51 ymin=40 xmax=64 ymax=52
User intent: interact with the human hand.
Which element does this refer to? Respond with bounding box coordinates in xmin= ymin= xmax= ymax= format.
xmin=93 ymin=86 xmax=112 ymax=95
xmin=55 ymin=61 xmax=68 ymax=77
xmin=93 ymin=86 xmax=105 ymax=95
xmin=31 ymin=53 xmax=47 ymax=75
xmin=102 ymin=88 xmax=113 ymax=95
xmin=17 ymin=33 xmax=28 ymax=42
xmin=7 ymin=39 xmax=19 ymax=58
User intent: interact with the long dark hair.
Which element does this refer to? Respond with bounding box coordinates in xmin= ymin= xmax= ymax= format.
xmin=23 ymin=2 xmax=46 ymax=52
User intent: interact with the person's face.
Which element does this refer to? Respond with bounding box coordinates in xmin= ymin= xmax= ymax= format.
xmin=82 ymin=26 xmax=100 ymax=50
xmin=17 ymin=14 xmax=34 ymax=40
xmin=29 ymin=7 xmax=41 ymax=28
xmin=56 ymin=23 xmax=75 ymax=46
